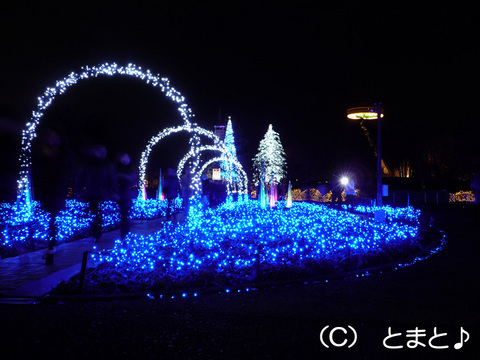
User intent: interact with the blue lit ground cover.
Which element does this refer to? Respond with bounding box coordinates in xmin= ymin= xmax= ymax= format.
xmin=66 ymin=200 xmax=432 ymax=295
xmin=0 ymin=198 xmax=182 ymax=258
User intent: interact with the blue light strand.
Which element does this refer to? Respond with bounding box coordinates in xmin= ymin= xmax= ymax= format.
xmin=0 ymin=196 xmax=447 ymax=299
xmin=352 ymin=204 xmax=421 ymax=223
xmin=0 ymin=198 xmax=179 ymax=250
xmin=90 ymin=200 xmax=422 ymax=286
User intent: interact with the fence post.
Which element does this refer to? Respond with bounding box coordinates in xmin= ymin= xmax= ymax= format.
xmin=78 ymin=251 xmax=90 ymax=294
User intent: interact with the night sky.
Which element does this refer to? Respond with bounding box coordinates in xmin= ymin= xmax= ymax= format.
xmin=1 ymin=2 xmax=479 ymax=200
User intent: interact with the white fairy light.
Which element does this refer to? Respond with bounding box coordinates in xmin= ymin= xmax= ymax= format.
xmin=177 ymin=144 xmax=229 ymax=181
xmin=16 ymin=62 xmax=195 ymax=210
xmin=15 ymin=61 xmax=249 ymax=214
xmin=192 ymin=156 xmax=248 ymax=195
xmin=252 ymin=124 xmax=287 ymax=185
xmin=139 ymin=125 xmax=247 ymax=198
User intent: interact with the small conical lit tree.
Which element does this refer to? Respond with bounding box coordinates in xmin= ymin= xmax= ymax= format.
xmin=269 ymin=182 xmax=277 ymax=208
xmin=259 ymin=160 xmax=267 ymax=209
xmin=286 ymin=180 xmax=293 ymax=208
xmin=221 ymin=117 xmax=238 ymax=186
xmin=156 ymin=168 xmax=164 ymax=201
xmin=252 ymin=124 xmax=287 ymax=185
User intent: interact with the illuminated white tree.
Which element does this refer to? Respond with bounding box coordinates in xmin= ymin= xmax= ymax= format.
xmin=252 ymin=124 xmax=287 ymax=185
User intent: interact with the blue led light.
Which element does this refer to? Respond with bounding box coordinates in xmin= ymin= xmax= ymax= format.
xmin=0 ymin=198 xmax=178 ymax=251
xmin=1 ymin=193 xmax=445 ymax=299
xmin=83 ymin=200 xmax=425 ymax=290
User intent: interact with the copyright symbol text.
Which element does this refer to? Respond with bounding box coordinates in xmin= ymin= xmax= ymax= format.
xmin=320 ymin=325 xmax=357 ymax=348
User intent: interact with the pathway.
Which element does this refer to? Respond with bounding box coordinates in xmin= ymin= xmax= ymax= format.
xmin=0 ymin=213 xmax=185 ymax=298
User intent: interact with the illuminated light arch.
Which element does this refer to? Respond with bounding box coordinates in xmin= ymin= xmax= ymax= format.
xmin=176 ymin=144 xmax=241 ymax=183
xmin=16 ymin=62 xmax=194 ymax=208
xmin=176 ymin=145 xmax=245 ymax=195
xmin=177 ymin=145 xmax=222 ymax=181
xmin=192 ymin=156 xmax=248 ymax=195
xmin=139 ymin=125 xmax=247 ymax=198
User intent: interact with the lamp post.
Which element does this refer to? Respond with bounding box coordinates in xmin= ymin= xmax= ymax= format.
xmin=347 ymin=104 xmax=384 ymax=206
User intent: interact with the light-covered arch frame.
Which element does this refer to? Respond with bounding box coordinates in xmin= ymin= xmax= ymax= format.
xmin=16 ymin=62 xmax=194 ymax=208
xmin=138 ymin=124 xmax=247 ymax=197
xmin=177 ymin=145 xmax=221 ymax=181
xmin=176 ymin=144 xmax=245 ymax=195
xmin=193 ymin=156 xmax=248 ymax=195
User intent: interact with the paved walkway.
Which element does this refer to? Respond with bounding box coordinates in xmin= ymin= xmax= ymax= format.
xmin=0 ymin=213 xmax=186 ymax=298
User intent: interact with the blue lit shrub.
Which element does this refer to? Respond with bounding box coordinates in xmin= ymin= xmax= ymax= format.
xmin=0 ymin=198 xmax=181 ymax=258
xmin=84 ymin=200 xmax=424 ymax=294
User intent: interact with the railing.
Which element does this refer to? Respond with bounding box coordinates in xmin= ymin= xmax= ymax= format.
xmin=261 ymin=188 xmax=477 ymax=206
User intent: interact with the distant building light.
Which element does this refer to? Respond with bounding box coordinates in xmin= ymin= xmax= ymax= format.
xmin=212 ymin=168 xmax=222 ymax=180
xmin=214 ymin=125 xmax=226 ymax=140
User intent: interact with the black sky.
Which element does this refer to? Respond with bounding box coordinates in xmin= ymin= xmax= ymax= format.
xmin=1 ymin=2 xmax=479 ymax=198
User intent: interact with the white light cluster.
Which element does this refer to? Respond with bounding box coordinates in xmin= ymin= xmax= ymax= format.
xmin=139 ymin=124 xmax=248 ymax=198
xmin=252 ymin=124 xmax=287 ymax=185
xmin=15 ymin=61 xmax=249 ymax=211
xmin=192 ymin=156 xmax=248 ymax=195
xmin=17 ymin=62 xmax=195 ymax=210
xmin=177 ymin=144 xmax=224 ymax=180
